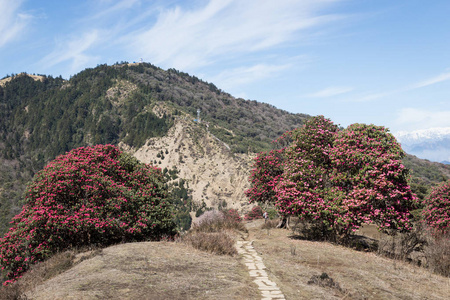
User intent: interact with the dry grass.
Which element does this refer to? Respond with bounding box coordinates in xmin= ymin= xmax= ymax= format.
xmin=426 ymin=233 xmax=450 ymax=277
xmin=1 ymin=251 xmax=76 ymax=300
xmin=23 ymin=242 xmax=259 ymax=300
xmin=4 ymin=219 xmax=450 ymax=299
xmin=248 ymin=219 xmax=450 ymax=300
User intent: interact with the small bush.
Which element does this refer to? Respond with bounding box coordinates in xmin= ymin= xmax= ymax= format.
xmin=244 ymin=206 xmax=263 ymax=221
xmin=192 ymin=210 xmax=245 ymax=233
xmin=307 ymin=272 xmax=342 ymax=292
xmin=266 ymin=208 xmax=278 ymax=220
xmin=183 ymin=232 xmax=237 ymax=256
xmin=222 ymin=209 xmax=242 ymax=223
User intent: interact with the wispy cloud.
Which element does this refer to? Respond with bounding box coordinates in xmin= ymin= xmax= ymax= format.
xmin=410 ymin=71 xmax=450 ymax=89
xmin=87 ymin=0 xmax=140 ymax=21
xmin=307 ymin=86 xmax=353 ymax=98
xmin=211 ymin=63 xmax=291 ymax=91
xmin=38 ymin=31 xmax=101 ymax=75
xmin=395 ymin=108 xmax=450 ymax=130
xmin=350 ymin=70 xmax=450 ymax=102
xmin=126 ymin=0 xmax=344 ymax=71
xmin=0 ymin=0 xmax=31 ymax=48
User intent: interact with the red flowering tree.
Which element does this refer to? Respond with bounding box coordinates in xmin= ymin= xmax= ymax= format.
xmin=245 ymin=130 xmax=296 ymax=227
xmin=422 ymin=180 xmax=450 ymax=233
xmin=249 ymin=116 xmax=416 ymax=240
xmin=329 ymin=124 xmax=415 ymax=236
xmin=0 ymin=145 xmax=176 ymax=284
xmin=245 ymin=149 xmax=285 ymax=205
xmin=275 ymin=116 xmax=339 ymax=234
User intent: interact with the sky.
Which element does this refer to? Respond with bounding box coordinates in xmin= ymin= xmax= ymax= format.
xmin=1 ymin=0 xmax=449 ymax=137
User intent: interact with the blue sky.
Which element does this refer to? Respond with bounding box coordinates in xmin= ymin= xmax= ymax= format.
xmin=1 ymin=0 xmax=449 ymax=136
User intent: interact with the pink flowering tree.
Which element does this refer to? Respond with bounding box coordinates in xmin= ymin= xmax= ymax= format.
xmin=245 ymin=130 xmax=297 ymax=227
xmin=329 ymin=124 xmax=416 ymax=236
xmin=257 ymin=116 xmax=416 ymax=240
xmin=245 ymin=149 xmax=285 ymax=205
xmin=422 ymin=180 xmax=450 ymax=233
xmin=0 ymin=145 xmax=176 ymax=284
xmin=275 ymin=116 xmax=339 ymax=235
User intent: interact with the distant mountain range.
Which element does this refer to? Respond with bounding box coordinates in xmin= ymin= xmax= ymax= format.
xmin=394 ymin=127 xmax=450 ymax=164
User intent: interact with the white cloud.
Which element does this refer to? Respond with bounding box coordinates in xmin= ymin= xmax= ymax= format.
xmin=307 ymin=86 xmax=353 ymax=98
xmin=38 ymin=31 xmax=101 ymax=75
xmin=126 ymin=0 xmax=344 ymax=71
xmin=410 ymin=72 xmax=450 ymax=89
xmin=0 ymin=0 xmax=30 ymax=47
xmin=395 ymin=108 xmax=450 ymax=131
xmin=210 ymin=63 xmax=291 ymax=91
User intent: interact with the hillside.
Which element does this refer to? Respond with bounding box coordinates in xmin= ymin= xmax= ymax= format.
xmin=1 ymin=63 xmax=449 ymax=236
xmin=0 ymin=64 xmax=308 ymax=235
xmin=10 ymin=220 xmax=450 ymax=299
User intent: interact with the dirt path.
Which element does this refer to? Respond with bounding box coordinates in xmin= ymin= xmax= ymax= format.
xmin=237 ymin=220 xmax=286 ymax=300
xmin=236 ymin=241 xmax=286 ymax=299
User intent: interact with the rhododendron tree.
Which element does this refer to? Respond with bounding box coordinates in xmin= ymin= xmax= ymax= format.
xmin=422 ymin=180 xmax=450 ymax=233
xmin=329 ymin=124 xmax=415 ymax=236
xmin=275 ymin=116 xmax=340 ymax=234
xmin=245 ymin=129 xmax=297 ymax=206
xmin=248 ymin=116 xmax=416 ymax=240
xmin=245 ymin=130 xmax=296 ymax=227
xmin=0 ymin=145 xmax=176 ymax=284
xmin=245 ymin=149 xmax=285 ymax=205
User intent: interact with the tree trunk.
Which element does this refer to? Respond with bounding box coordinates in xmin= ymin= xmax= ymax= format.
xmin=277 ymin=216 xmax=290 ymax=229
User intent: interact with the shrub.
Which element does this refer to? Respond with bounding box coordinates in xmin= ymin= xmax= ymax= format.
xmin=244 ymin=206 xmax=263 ymax=221
xmin=0 ymin=145 xmax=176 ymax=284
xmin=422 ymin=180 xmax=450 ymax=234
xmin=182 ymin=232 xmax=237 ymax=256
xmin=222 ymin=208 xmax=242 ymax=223
xmin=192 ymin=210 xmax=245 ymax=233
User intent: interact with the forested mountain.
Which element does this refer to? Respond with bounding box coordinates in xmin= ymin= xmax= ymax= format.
xmin=0 ymin=62 xmax=448 ymax=236
xmin=0 ymin=63 xmax=308 ymax=235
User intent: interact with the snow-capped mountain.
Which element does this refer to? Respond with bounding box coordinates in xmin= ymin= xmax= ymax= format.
xmin=394 ymin=127 xmax=450 ymax=163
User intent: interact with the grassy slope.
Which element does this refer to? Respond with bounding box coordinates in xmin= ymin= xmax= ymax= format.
xmin=16 ymin=220 xmax=450 ymax=300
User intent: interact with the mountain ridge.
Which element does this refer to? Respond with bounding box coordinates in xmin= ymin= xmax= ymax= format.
xmin=394 ymin=127 xmax=450 ymax=163
xmin=0 ymin=63 xmax=449 ymax=237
